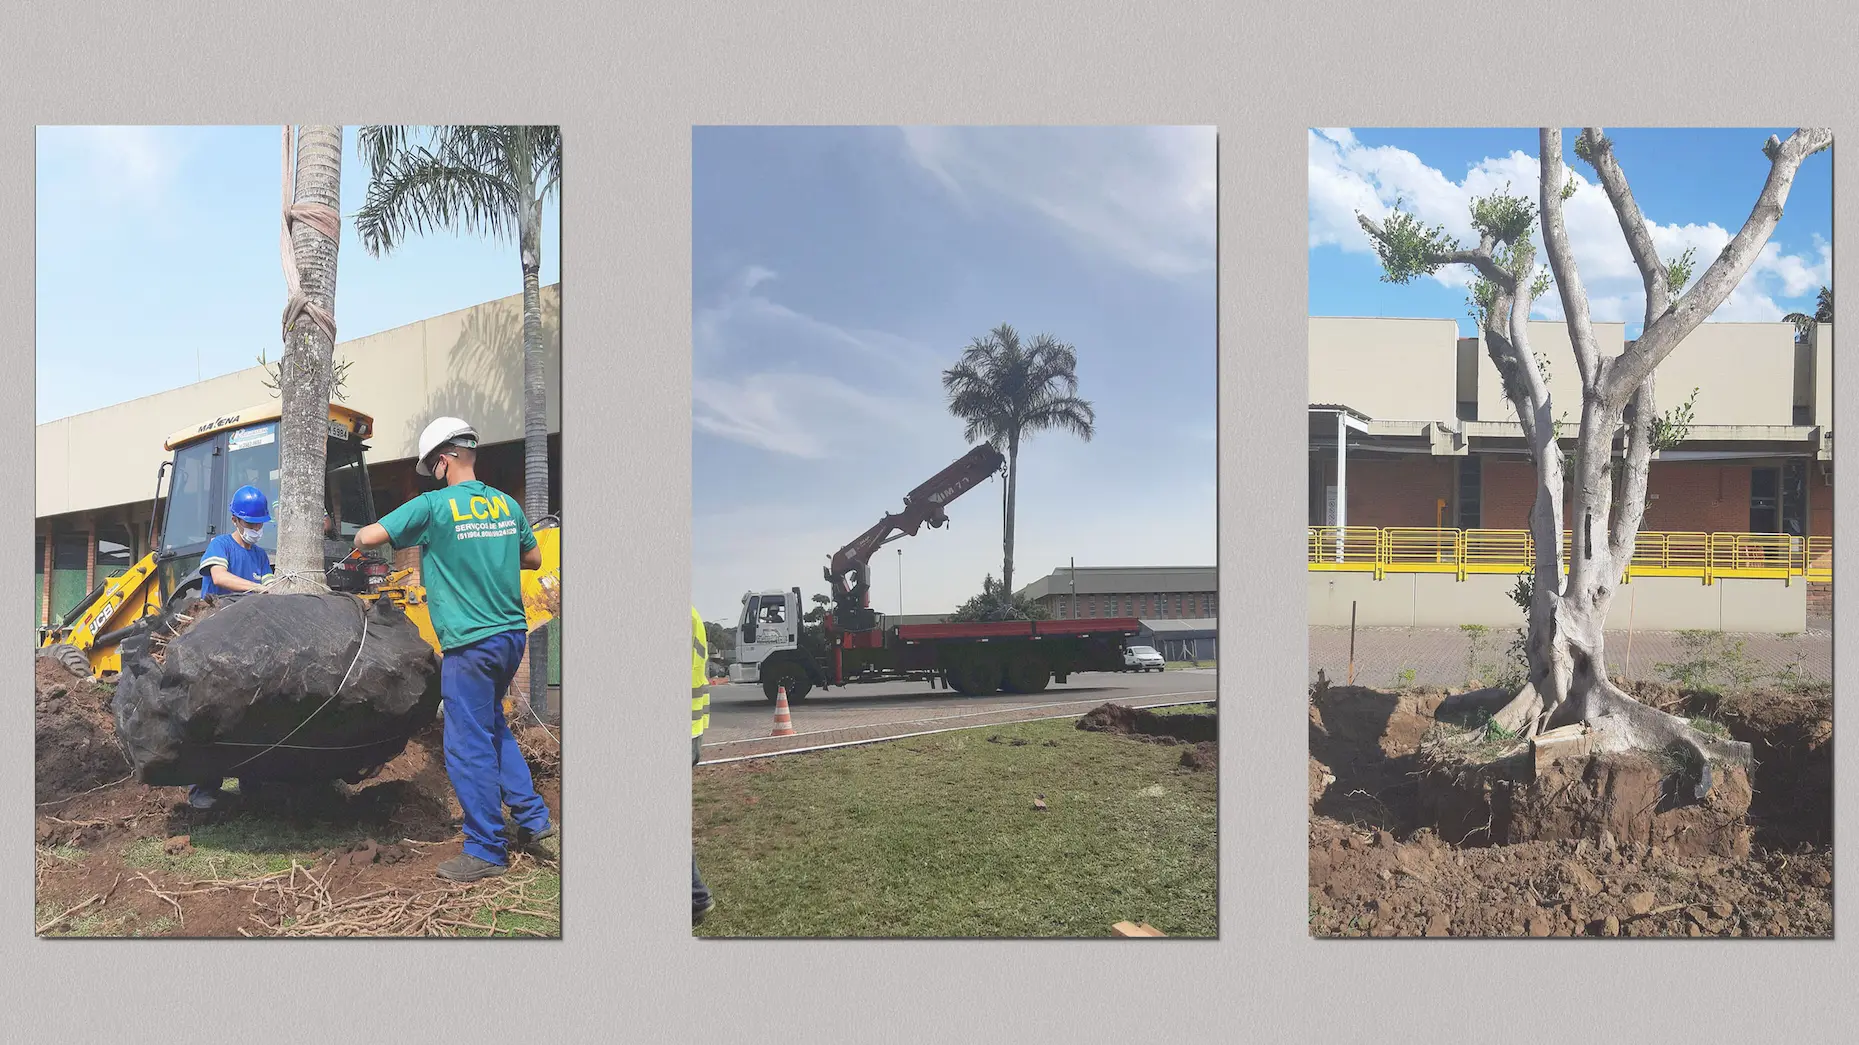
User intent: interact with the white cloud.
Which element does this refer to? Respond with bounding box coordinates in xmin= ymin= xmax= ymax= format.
xmin=1308 ymin=129 xmax=1831 ymax=324
xmin=900 ymin=125 xmax=1216 ymax=279
xmin=41 ymin=125 xmax=188 ymax=207
xmin=693 ymin=266 xmax=947 ymax=458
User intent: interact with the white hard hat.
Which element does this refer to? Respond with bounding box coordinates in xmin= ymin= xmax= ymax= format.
xmin=416 ymin=416 xmax=479 ymax=476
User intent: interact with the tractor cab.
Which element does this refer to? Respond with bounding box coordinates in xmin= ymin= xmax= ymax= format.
xmin=152 ymin=403 xmax=391 ymax=603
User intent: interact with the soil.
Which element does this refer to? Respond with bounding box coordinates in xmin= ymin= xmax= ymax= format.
xmin=35 ymin=659 xmax=131 ymax=803
xmin=1077 ymin=703 xmax=1218 ymax=743
xmin=1075 ymin=703 xmax=1218 ymax=772
xmin=37 ymin=656 xmax=563 ymax=937
xmin=1309 ymin=681 xmax=1831 ymax=938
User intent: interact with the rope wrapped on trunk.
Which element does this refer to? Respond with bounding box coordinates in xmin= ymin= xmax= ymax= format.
xmin=280 ymin=125 xmax=340 ymax=344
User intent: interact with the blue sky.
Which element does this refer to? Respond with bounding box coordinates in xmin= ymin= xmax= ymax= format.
xmin=691 ymin=126 xmax=1216 ymax=622
xmin=37 ymin=126 xmax=561 ymax=422
xmin=1309 ymin=128 xmax=1832 ymax=336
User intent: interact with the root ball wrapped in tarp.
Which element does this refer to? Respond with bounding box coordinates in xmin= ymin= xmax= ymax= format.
xmin=113 ymin=592 xmax=442 ymax=786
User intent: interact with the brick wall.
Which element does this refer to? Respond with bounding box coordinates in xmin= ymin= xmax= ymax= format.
xmin=1313 ymin=455 xmax=1455 ymax=529
xmin=1042 ymin=591 xmax=1218 ymax=620
xmin=1332 ymin=455 xmax=1830 ymax=539
xmin=1641 ymin=462 xmax=1751 ymax=534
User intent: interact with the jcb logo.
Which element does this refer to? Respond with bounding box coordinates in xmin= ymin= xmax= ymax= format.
xmin=449 ymin=495 xmax=513 ymax=522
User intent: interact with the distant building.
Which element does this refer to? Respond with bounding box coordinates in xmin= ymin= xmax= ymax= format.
xmin=1016 ymin=565 xmax=1217 ymax=621
xmin=1139 ymin=617 xmax=1217 ymax=661
xmin=1307 ymin=317 xmax=1833 ymax=632
xmin=37 ymin=285 xmax=563 ymax=688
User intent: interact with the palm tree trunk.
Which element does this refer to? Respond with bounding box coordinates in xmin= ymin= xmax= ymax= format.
xmin=1002 ymin=432 xmax=1019 ymax=596
xmin=275 ymin=125 xmax=343 ymax=588
xmin=516 ymin=150 xmax=552 ymax=717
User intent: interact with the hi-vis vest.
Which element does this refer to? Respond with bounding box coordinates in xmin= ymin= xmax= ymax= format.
xmin=691 ymin=606 xmax=711 ymax=741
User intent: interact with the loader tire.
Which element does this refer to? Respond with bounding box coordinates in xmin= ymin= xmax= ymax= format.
xmin=40 ymin=643 xmax=92 ymax=679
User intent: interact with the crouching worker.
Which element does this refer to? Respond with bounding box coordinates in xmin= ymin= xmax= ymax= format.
xmin=354 ymin=416 xmax=556 ymax=882
xmin=187 ymin=484 xmax=277 ymax=810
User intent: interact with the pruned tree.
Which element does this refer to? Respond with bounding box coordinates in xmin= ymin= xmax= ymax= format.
xmin=273 ymin=125 xmax=345 ymax=589
xmin=1357 ymin=128 xmax=1831 ymax=772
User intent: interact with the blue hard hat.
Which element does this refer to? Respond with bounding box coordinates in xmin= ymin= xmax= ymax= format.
xmin=229 ymin=485 xmax=272 ymax=525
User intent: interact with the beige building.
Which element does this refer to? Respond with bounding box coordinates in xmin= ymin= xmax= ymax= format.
xmin=1017 ymin=565 xmax=1218 ymax=622
xmin=37 ymin=285 xmax=563 ymax=677
xmin=1308 ymin=316 xmax=1833 ymax=632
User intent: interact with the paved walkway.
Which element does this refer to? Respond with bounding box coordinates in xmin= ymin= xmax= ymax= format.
xmin=1309 ymin=619 xmax=1831 ymax=690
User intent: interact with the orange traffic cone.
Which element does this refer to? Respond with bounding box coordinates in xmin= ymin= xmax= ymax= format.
xmin=770 ymin=686 xmax=797 ymax=737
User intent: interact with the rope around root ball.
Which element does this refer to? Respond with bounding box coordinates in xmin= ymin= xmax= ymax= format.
xmin=219 ymin=593 xmax=372 ymax=773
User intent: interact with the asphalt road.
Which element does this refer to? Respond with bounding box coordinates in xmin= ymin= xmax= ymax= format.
xmin=700 ymin=667 xmax=1217 ymax=762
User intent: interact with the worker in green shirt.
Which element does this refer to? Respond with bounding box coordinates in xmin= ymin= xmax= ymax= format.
xmin=354 ymin=416 xmax=556 ymax=882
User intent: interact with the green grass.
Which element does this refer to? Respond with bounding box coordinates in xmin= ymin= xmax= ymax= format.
xmin=122 ymin=815 xmax=372 ymax=880
xmin=449 ymin=869 xmax=562 ymax=937
xmin=693 ymin=714 xmax=1217 ymax=938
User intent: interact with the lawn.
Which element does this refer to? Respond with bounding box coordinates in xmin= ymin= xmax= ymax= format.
xmin=692 ymin=708 xmax=1217 ymax=938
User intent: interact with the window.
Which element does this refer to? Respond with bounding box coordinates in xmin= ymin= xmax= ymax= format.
xmin=1750 ymin=467 xmax=1781 ymax=533
xmin=1174 ymin=594 xmax=1183 ymax=615
xmin=1782 ymin=460 xmax=1808 ymax=538
xmin=1457 ymin=455 xmax=1482 ymax=530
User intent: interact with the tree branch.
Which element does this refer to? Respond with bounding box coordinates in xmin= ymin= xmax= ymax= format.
xmin=1540 ymin=128 xmax=1602 ymax=390
xmin=1605 ymin=127 xmax=1833 ymax=406
xmin=1355 ymin=214 xmax=1516 ymax=290
xmin=1611 ymin=371 xmax=1657 ymax=563
xmin=1582 ymin=128 xmax=1670 ymax=327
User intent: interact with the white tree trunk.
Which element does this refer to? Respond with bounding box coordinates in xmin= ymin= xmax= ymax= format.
xmin=274 ymin=125 xmax=343 ymax=588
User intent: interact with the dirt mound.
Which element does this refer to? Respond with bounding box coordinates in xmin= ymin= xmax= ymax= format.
xmin=36 ymin=659 xmax=131 ymax=803
xmin=1076 ymin=703 xmax=1216 ymax=744
xmin=1418 ymin=750 xmax=1752 ymax=858
xmin=1179 ymin=743 xmax=1217 ymax=772
xmin=1309 ymin=819 xmax=1830 ymax=937
xmin=112 ymin=593 xmax=441 ymax=785
xmin=1309 ymin=682 xmax=1831 ymax=937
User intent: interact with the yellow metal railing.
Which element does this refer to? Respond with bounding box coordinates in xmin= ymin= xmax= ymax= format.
xmin=1309 ymin=527 xmax=1829 ymax=586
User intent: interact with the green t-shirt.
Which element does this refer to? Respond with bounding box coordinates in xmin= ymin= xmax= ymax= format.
xmin=380 ymin=480 xmax=538 ymax=651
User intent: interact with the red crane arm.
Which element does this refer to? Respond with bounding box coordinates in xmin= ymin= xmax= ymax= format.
xmin=825 ymin=443 xmax=1006 ymax=606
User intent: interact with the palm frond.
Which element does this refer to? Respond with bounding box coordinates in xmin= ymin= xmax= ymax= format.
xmin=353 ymin=149 xmax=520 ymax=256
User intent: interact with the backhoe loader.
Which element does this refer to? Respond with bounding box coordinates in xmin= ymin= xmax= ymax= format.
xmin=38 ymin=402 xmax=561 ymax=679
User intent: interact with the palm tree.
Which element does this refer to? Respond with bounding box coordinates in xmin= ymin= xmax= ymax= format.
xmin=942 ymin=324 xmax=1095 ymax=596
xmin=1785 ymin=285 xmax=1833 ymax=341
xmin=275 ymin=125 xmax=345 ymax=588
xmin=355 ymin=126 xmax=562 ymax=713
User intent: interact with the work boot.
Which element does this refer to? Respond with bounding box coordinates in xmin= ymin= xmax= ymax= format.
xmin=516 ymin=822 xmax=558 ymax=851
xmin=436 ymin=854 xmax=507 ymax=882
xmin=693 ymin=897 xmax=716 ymax=926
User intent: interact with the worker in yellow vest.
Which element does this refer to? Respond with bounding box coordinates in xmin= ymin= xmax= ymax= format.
xmin=692 ymin=606 xmax=715 ymax=925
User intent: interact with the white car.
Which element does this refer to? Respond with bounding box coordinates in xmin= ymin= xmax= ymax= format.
xmin=1123 ymin=645 xmax=1165 ymax=672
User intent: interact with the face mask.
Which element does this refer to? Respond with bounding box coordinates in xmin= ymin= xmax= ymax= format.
xmin=235 ymin=522 xmax=263 ymax=545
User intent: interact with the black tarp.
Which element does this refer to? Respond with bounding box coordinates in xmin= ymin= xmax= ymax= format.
xmin=112 ymin=591 xmax=441 ymax=785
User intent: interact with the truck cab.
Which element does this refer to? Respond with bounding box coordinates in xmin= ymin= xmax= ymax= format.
xmin=727 ymin=587 xmax=805 ymax=687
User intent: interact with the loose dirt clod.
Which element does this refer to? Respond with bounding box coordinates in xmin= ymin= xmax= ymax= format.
xmin=1077 ymin=703 xmax=1216 ymax=744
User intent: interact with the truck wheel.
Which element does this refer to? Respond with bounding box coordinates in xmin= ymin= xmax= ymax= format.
xmin=946 ymin=656 xmax=1001 ymax=696
xmin=39 ymin=643 xmax=92 ymax=679
xmin=762 ymin=665 xmax=813 ymax=704
xmin=1001 ymin=654 xmax=1050 ymax=694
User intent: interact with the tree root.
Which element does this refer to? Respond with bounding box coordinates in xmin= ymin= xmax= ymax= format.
xmin=1487 ymin=680 xmax=1751 ymax=799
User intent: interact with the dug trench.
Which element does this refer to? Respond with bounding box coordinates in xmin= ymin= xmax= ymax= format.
xmin=1308 ymin=682 xmax=1831 ymax=938
xmin=1076 ymin=702 xmax=1218 ymax=772
xmin=35 ymin=660 xmax=561 ymax=937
